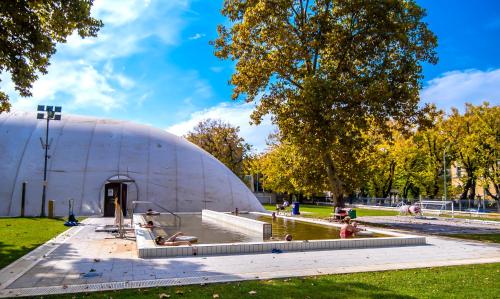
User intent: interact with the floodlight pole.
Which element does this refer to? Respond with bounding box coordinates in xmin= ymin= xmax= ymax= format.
xmin=40 ymin=114 xmax=51 ymax=217
xmin=443 ymin=147 xmax=447 ymax=203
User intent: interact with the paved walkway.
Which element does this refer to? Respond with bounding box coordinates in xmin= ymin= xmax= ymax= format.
xmin=0 ymin=217 xmax=499 ymax=298
xmin=357 ymin=216 xmax=500 ymax=235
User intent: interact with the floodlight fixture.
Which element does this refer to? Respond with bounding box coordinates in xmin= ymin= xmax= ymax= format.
xmin=35 ymin=104 xmax=62 ymax=217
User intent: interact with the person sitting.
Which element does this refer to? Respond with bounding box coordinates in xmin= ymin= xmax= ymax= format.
xmin=276 ymin=200 xmax=290 ymax=213
xmin=339 ymin=216 xmax=362 ymax=239
xmin=146 ymin=209 xmax=160 ymax=215
xmin=155 ymin=233 xmax=192 ymax=246
xmin=140 ymin=220 xmax=155 ymax=228
xmin=332 ymin=206 xmax=348 ymax=221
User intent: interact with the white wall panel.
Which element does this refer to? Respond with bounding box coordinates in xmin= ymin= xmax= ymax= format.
xmin=0 ymin=112 xmax=265 ymax=216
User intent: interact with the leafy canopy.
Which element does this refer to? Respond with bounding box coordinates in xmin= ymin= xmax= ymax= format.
xmin=0 ymin=0 xmax=103 ymax=112
xmin=214 ymin=0 xmax=437 ymax=205
xmin=185 ymin=119 xmax=252 ymax=178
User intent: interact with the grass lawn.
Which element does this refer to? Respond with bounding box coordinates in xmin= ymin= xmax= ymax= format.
xmin=0 ymin=217 xmax=74 ymax=269
xmin=263 ymin=203 xmax=399 ymax=218
xmin=47 ymin=263 xmax=500 ymax=298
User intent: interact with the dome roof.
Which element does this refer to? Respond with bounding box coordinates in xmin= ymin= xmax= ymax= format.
xmin=0 ymin=112 xmax=264 ymax=216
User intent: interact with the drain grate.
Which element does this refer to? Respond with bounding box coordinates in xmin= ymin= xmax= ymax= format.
xmin=0 ymin=274 xmax=240 ymax=298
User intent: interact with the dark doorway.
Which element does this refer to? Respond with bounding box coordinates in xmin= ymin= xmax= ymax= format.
xmin=103 ymin=183 xmax=128 ymax=217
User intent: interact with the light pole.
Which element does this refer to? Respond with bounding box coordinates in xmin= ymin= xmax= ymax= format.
xmin=443 ymin=146 xmax=447 ymax=202
xmin=37 ymin=105 xmax=62 ymax=217
xmin=443 ymin=144 xmax=454 ymax=217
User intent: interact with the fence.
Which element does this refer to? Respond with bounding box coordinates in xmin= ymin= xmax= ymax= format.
xmin=312 ymin=197 xmax=497 ymax=212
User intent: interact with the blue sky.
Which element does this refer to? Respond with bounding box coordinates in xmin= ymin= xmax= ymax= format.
xmin=2 ymin=0 xmax=499 ymax=152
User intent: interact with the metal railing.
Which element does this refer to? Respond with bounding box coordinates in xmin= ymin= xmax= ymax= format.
xmin=150 ymin=202 xmax=182 ymax=227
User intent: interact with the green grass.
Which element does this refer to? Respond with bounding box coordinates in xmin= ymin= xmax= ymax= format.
xmin=46 ymin=263 xmax=500 ymax=298
xmin=263 ymin=203 xmax=399 ymax=218
xmin=0 ymin=217 xmax=74 ymax=269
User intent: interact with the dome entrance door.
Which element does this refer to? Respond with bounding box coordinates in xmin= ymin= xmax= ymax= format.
xmin=103 ymin=183 xmax=128 ymax=217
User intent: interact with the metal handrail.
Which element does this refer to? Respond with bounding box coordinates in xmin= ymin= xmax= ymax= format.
xmin=150 ymin=202 xmax=181 ymax=227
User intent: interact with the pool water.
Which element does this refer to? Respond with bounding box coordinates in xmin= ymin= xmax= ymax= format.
xmin=146 ymin=214 xmax=263 ymax=244
xmin=241 ymin=214 xmax=386 ymax=240
xmin=145 ymin=213 xmax=385 ymax=244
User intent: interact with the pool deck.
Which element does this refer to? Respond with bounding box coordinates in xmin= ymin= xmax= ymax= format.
xmin=0 ymin=217 xmax=499 ymax=297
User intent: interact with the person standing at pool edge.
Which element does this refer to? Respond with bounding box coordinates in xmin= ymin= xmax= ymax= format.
xmin=114 ymin=197 xmax=123 ymax=227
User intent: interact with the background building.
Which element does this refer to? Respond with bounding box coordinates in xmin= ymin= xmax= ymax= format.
xmin=0 ymin=112 xmax=264 ymax=217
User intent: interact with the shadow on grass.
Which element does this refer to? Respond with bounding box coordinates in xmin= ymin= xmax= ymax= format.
xmin=0 ymin=217 xmax=69 ymax=269
xmin=0 ymin=241 xmax=46 ymax=269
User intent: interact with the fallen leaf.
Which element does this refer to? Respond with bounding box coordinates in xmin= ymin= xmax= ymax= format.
xmin=175 ymin=290 xmax=184 ymax=295
xmin=248 ymin=290 xmax=257 ymax=295
xmin=159 ymin=293 xmax=170 ymax=298
xmin=213 ymin=294 xmax=220 ymax=298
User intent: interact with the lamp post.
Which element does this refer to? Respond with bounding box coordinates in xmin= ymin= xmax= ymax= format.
xmin=443 ymin=144 xmax=454 ymax=217
xmin=37 ymin=105 xmax=62 ymax=217
xmin=443 ymin=146 xmax=447 ymax=203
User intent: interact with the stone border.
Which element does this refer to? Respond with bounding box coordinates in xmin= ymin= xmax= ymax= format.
xmin=202 ymin=209 xmax=272 ymax=237
xmin=134 ymin=212 xmax=425 ymax=258
xmin=2 ymin=256 xmax=498 ymax=298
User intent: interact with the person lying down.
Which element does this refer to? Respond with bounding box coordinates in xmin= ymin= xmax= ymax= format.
xmin=155 ymin=232 xmax=192 ymax=246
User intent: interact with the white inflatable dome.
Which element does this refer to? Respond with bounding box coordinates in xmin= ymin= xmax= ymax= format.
xmin=0 ymin=112 xmax=264 ymax=216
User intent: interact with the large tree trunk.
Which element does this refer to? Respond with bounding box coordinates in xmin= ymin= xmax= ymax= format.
xmin=430 ymin=169 xmax=440 ymax=199
xmin=468 ymin=179 xmax=476 ymax=200
xmin=323 ymin=153 xmax=344 ymax=208
xmin=382 ymin=161 xmax=396 ymax=198
xmin=485 ymin=185 xmax=499 ymax=212
xmin=460 ymin=178 xmax=472 ymax=200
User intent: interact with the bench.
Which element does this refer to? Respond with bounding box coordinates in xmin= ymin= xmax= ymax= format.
xmin=329 ymin=213 xmax=348 ymax=222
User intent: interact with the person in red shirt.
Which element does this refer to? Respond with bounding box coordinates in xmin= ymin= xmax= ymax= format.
xmin=340 ymin=216 xmax=362 ymax=238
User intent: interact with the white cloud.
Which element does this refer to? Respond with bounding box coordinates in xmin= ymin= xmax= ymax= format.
xmin=421 ymin=69 xmax=500 ymax=111
xmin=3 ymin=0 xmax=193 ymax=114
xmin=92 ymin=0 xmax=150 ymax=26
xmin=60 ymin=0 xmax=190 ymax=61
xmin=166 ymin=102 xmax=276 ymax=152
xmin=9 ymin=60 xmax=133 ymax=112
xmin=188 ymin=33 xmax=206 ymax=40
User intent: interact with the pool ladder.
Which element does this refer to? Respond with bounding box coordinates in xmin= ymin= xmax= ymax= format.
xmin=151 ymin=202 xmax=181 ymax=227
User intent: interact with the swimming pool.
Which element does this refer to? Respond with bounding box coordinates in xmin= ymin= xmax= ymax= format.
xmin=148 ymin=214 xmax=263 ymax=244
xmin=240 ymin=213 xmax=388 ymax=240
xmin=133 ymin=210 xmax=423 ymax=258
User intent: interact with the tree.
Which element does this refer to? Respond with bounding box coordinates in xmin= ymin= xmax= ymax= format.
xmin=257 ymin=141 xmax=328 ymax=196
xmin=214 ymin=0 xmax=437 ymax=206
xmin=0 ymin=0 xmax=102 ymax=112
xmin=413 ymin=106 xmax=452 ymax=199
xmin=447 ymin=103 xmax=499 ymax=208
xmin=185 ymin=119 xmax=252 ymax=178
xmin=474 ymin=104 xmax=500 ymax=211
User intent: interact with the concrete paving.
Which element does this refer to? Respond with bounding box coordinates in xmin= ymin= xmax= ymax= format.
xmin=0 ymin=217 xmax=499 ymax=298
xmin=357 ymin=216 xmax=500 ymax=235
